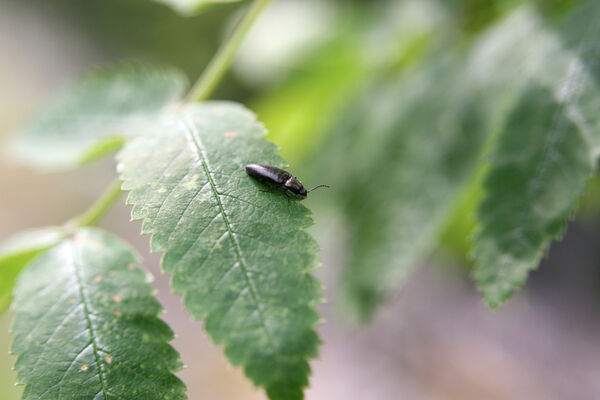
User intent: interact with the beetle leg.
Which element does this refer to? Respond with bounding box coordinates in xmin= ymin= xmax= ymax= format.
xmin=258 ymin=185 xmax=277 ymax=194
xmin=280 ymin=191 xmax=294 ymax=214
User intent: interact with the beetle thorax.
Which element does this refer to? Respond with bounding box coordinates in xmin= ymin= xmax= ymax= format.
xmin=284 ymin=177 xmax=304 ymax=192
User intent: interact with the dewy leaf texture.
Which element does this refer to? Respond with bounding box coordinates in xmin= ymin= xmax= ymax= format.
xmin=7 ymin=65 xmax=186 ymax=171
xmin=0 ymin=227 xmax=64 ymax=314
xmin=118 ymin=102 xmax=322 ymax=400
xmin=10 ymin=228 xmax=186 ymax=400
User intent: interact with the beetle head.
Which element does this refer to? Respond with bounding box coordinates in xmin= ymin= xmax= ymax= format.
xmin=284 ymin=177 xmax=306 ymax=198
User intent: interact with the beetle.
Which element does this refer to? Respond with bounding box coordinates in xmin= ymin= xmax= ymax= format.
xmin=245 ymin=164 xmax=329 ymax=200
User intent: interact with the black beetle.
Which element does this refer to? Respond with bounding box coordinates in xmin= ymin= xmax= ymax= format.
xmin=245 ymin=164 xmax=329 ymax=199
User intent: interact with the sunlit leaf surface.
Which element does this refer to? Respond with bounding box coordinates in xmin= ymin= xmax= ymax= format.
xmin=8 ymin=65 xmax=186 ymax=171
xmin=11 ymin=228 xmax=186 ymax=399
xmin=118 ymin=102 xmax=322 ymax=400
xmin=0 ymin=227 xmax=64 ymax=314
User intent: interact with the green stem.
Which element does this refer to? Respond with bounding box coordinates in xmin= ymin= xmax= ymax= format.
xmin=66 ymin=3 xmax=268 ymax=229
xmin=185 ymin=0 xmax=272 ymax=103
xmin=68 ymin=179 xmax=123 ymax=228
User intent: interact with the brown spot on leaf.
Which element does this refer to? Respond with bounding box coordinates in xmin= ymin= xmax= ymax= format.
xmin=113 ymin=310 xmax=122 ymax=317
xmin=111 ymin=295 xmax=121 ymax=302
xmin=93 ymin=275 xmax=102 ymax=283
xmin=80 ymin=364 xmax=89 ymax=371
xmin=223 ymin=131 xmax=236 ymax=138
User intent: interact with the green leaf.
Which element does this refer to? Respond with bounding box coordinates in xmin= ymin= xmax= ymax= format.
xmin=11 ymin=228 xmax=186 ymax=399
xmin=153 ymin=0 xmax=242 ymax=16
xmin=471 ymin=1 xmax=600 ymax=307
xmin=118 ymin=102 xmax=322 ymax=400
xmin=0 ymin=227 xmax=65 ymax=314
xmin=555 ymin=0 xmax=600 ymax=150
xmin=437 ymin=166 xmax=486 ymax=262
xmin=321 ymin=56 xmax=488 ymax=321
xmin=473 ymin=84 xmax=593 ymax=307
xmin=465 ymin=6 xmax=569 ymax=123
xmin=7 ymin=65 xmax=187 ymax=171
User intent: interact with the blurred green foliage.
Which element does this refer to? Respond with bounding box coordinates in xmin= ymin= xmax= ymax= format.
xmin=267 ymin=0 xmax=600 ymax=318
xmin=252 ymin=26 xmax=367 ymax=165
xmin=153 ymin=0 xmax=244 ymax=16
xmin=4 ymin=0 xmax=600 ymax=398
xmin=6 ymin=0 xmax=242 ymax=98
xmin=8 ymin=65 xmax=186 ymax=170
xmin=5 ymin=0 xmax=600 ymax=324
xmin=0 ymin=227 xmax=64 ymax=313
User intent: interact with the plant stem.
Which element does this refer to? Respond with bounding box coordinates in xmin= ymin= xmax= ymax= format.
xmin=68 ymin=179 xmax=123 ymax=228
xmin=67 ymin=3 xmax=268 ymax=229
xmin=185 ymin=0 xmax=272 ymax=103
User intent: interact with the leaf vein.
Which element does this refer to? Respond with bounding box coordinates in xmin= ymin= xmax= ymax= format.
xmin=167 ymin=180 xmax=212 ymax=244
xmin=151 ymin=159 xmax=202 ymax=230
xmin=174 ymin=213 xmax=223 ymax=271
xmin=69 ymin=240 xmax=110 ymax=399
xmin=180 ymin=115 xmax=276 ymax=350
xmin=217 ymin=192 xmax=274 ymax=215
xmin=29 ymin=303 xmax=84 ymax=376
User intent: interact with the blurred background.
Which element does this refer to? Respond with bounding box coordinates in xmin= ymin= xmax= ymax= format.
xmin=2 ymin=0 xmax=600 ymax=399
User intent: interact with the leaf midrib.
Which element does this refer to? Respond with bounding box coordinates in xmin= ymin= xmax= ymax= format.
xmin=69 ymin=240 xmax=111 ymax=399
xmin=180 ymin=115 xmax=275 ymax=348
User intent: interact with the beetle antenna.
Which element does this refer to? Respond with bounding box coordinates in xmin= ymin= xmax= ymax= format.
xmin=307 ymin=184 xmax=330 ymax=193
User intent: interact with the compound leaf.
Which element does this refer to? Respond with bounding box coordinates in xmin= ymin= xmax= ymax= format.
xmin=8 ymin=65 xmax=186 ymax=171
xmin=11 ymin=228 xmax=186 ymax=400
xmin=0 ymin=227 xmax=65 ymax=314
xmin=118 ymin=102 xmax=322 ymax=400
